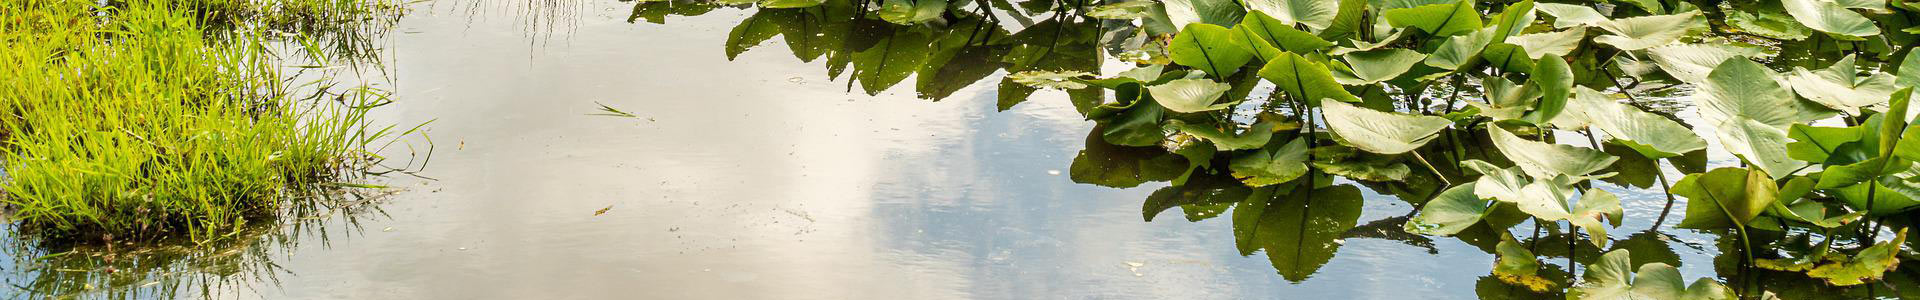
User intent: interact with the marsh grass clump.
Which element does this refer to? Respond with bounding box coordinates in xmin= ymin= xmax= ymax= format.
xmin=0 ymin=0 xmax=403 ymax=243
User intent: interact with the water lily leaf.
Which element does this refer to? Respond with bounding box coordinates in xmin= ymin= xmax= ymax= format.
xmin=1490 ymin=125 xmax=1618 ymax=179
xmin=1317 ymin=0 xmax=1368 ymax=41
xmin=1784 ymin=0 xmax=1881 ymax=38
xmin=1674 ymin=167 xmax=1779 ymax=229
xmin=1506 ymin=28 xmax=1584 ymax=59
xmin=1150 ymin=78 xmax=1236 ymax=112
xmin=1727 ymin=9 xmax=1814 ymax=40
xmin=1182 ymin=121 xmax=1277 ymax=150
xmin=1170 ymin=23 xmax=1256 ymax=77
xmin=1816 ymin=157 xmax=1906 ymax=189
xmin=1647 ymin=43 xmax=1768 ymax=84
xmin=1070 ymin=128 xmax=1189 ymax=188
xmin=1314 ymin=158 xmax=1412 ymax=181
xmin=1571 ymin=87 xmax=1709 ymax=158
xmin=1535 ymin=3 xmax=1607 ymax=28
xmin=1490 ymin=0 xmax=1537 ymax=43
xmin=1087 ymin=1 xmax=1158 ymax=19
xmin=1383 ymin=0 xmax=1483 ymax=36
xmin=1236 ymin=11 xmax=1335 ymax=54
xmin=878 ymin=0 xmax=946 ymax=25
xmin=1247 ymin=0 xmax=1338 ymax=30
xmin=1095 ymin=91 xmax=1170 ymax=146
xmin=1481 ymin=42 xmax=1536 ymax=72
xmin=1332 ymin=49 xmax=1428 ymax=85
xmin=763 ymin=0 xmax=825 ymax=7
xmin=1234 ymin=184 xmax=1364 ymax=282
xmin=1787 ymin=123 xmax=1866 ymax=164
xmin=1405 ymin=182 xmax=1488 ymax=236
xmin=1594 ymin=12 xmax=1704 ymax=50
xmin=1522 ymin=54 xmax=1574 ymax=124
xmin=1696 ymin=57 xmax=1829 ymax=178
xmin=1163 ymin=0 xmax=1247 ymax=28
xmin=1231 ymin=138 xmax=1311 ymax=186
xmin=1786 ymin=55 xmax=1900 ymax=114
xmin=1467 ymin=160 xmax=1531 ymax=203
xmin=1571 ymin=188 xmax=1624 ymax=247
xmin=1426 ymin=27 xmax=1496 ymax=70
xmin=1766 ymin=180 xmax=1866 ymax=228
xmin=1493 ymin=233 xmax=1557 ymax=292
xmin=1806 ymin=229 xmax=1908 ymax=286
xmin=1320 ymin=100 xmax=1451 ymax=154
xmin=1571 ymin=249 xmax=1736 ymax=300
xmin=1829 ymin=171 xmax=1920 ymax=215
xmin=1259 ymin=52 xmax=1360 ymax=104
xmin=1470 ymin=76 xmax=1540 ymax=120
xmin=1900 ymin=50 xmax=1920 ymax=89
xmin=1009 ymin=70 xmax=1094 ymax=89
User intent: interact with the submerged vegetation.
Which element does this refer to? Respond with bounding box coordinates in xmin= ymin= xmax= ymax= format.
xmin=650 ymin=0 xmax=1920 ymax=297
xmin=0 ymin=0 xmax=407 ymax=243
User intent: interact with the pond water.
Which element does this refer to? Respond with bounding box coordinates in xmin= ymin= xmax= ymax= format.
xmin=5 ymin=0 xmax=1916 ymax=299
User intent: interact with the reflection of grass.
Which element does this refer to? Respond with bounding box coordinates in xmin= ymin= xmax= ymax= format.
xmin=1 ymin=187 xmax=392 ymax=300
xmin=0 ymin=0 xmax=406 ymax=243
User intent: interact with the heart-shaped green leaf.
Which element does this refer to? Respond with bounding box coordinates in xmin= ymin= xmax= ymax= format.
xmin=1320 ymin=100 xmax=1452 ymax=154
xmin=1170 ymin=23 xmax=1255 ymax=77
xmin=1383 ymin=0 xmax=1483 ymax=36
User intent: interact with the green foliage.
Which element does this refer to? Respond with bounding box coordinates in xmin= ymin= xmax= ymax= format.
xmin=667 ymin=0 xmax=1920 ymax=294
xmin=0 ymin=0 xmax=404 ymax=242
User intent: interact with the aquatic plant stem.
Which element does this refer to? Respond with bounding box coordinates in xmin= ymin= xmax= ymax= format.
xmin=1650 ymin=160 xmax=1679 ymax=229
xmin=1411 ymin=151 xmax=1451 ymax=186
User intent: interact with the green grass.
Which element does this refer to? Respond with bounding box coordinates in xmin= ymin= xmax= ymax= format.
xmin=0 ymin=0 xmax=403 ymax=243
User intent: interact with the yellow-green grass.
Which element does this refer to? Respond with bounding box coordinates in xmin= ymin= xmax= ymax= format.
xmin=0 ymin=0 xmax=400 ymax=243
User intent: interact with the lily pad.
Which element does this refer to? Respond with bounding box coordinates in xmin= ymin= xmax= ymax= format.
xmin=1149 ymin=78 xmax=1235 ymax=112
xmin=1259 ymin=52 xmax=1360 ymax=104
xmin=1489 ymin=125 xmax=1618 ymax=179
xmin=1383 ymin=0 xmax=1484 ymax=36
xmin=1594 ymin=12 xmax=1704 ymax=50
xmin=1169 ymin=23 xmax=1255 ymax=77
xmin=1319 ymin=100 xmax=1452 ymax=154
xmin=1784 ymin=0 xmax=1881 ymax=38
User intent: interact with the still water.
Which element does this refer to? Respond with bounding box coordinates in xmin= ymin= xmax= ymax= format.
xmin=3 ymin=0 xmax=1873 ymax=299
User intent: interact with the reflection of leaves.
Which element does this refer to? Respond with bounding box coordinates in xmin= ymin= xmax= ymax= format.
xmin=1494 ymin=233 xmax=1557 ymax=292
xmin=997 ymin=19 xmax=1101 ymax=111
xmin=1069 ymin=127 xmax=1187 ymax=188
xmin=1805 ymin=229 xmax=1908 ymax=286
xmin=1009 ymin=70 xmax=1094 ymax=89
xmin=1570 ymin=249 xmax=1735 ymax=299
xmin=1234 ymin=184 xmax=1364 ymax=282
xmin=878 ymin=0 xmax=946 ymax=25
xmin=1143 ymin=172 xmax=1252 ymax=222
xmin=1340 ymin=215 xmax=1438 ymax=254
xmin=724 ymin=10 xmax=783 ymax=60
xmin=852 ymin=26 xmax=935 ymax=95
